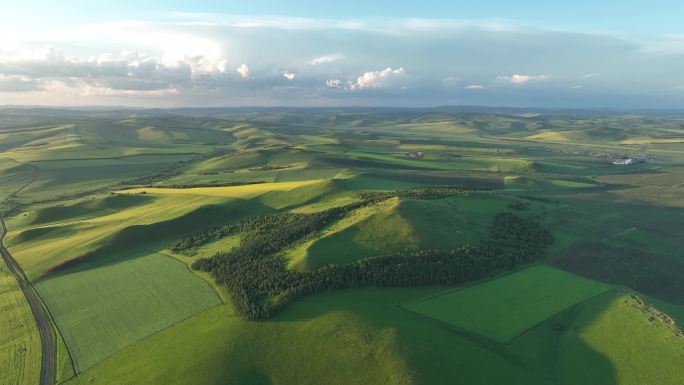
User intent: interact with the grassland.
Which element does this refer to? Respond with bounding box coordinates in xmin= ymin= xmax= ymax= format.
xmin=404 ymin=266 xmax=613 ymax=342
xmin=35 ymin=252 xmax=221 ymax=372
xmin=69 ymin=284 xmax=682 ymax=385
xmin=2 ymin=107 xmax=684 ymax=385
xmin=67 ymin=287 xmax=555 ymax=385
xmin=290 ymin=193 xmax=527 ymax=271
xmin=5 ymin=193 xmax=273 ymax=279
xmin=0 ymin=260 xmax=41 ymax=385
xmin=286 ymin=197 xmax=399 ymax=270
xmin=119 ymin=180 xmax=322 ymax=198
xmin=510 ymin=290 xmax=684 ymax=385
xmin=556 ymin=292 xmax=684 ymax=385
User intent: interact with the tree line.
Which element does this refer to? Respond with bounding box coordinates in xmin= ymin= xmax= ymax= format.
xmin=355 ymin=185 xmax=475 ymax=201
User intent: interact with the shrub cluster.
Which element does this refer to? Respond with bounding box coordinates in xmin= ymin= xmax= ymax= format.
xmin=355 ymin=185 xmax=473 ymax=201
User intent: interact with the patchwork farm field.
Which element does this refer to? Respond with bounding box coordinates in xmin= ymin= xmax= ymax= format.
xmin=2 ymin=107 xmax=684 ymax=385
xmin=404 ymin=266 xmax=613 ymax=342
xmin=35 ymin=252 xmax=221 ymax=372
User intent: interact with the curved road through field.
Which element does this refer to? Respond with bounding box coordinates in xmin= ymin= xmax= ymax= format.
xmin=1 ymin=218 xmax=55 ymax=385
xmin=1 ymin=159 xmax=55 ymax=385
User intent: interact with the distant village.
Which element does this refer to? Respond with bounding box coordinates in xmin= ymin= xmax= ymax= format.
xmin=554 ymin=148 xmax=654 ymax=166
xmin=609 ymin=154 xmax=653 ymax=166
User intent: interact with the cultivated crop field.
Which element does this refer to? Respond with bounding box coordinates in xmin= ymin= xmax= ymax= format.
xmin=35 ymin=252 xmax=221 ymax=372
xmin=403 ymin=266 xmax=613 ymax=342
xmin=119 ymin=179 xmax=322 ymax=198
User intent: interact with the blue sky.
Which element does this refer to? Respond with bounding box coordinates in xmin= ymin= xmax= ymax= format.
xmin=1 ymin=1 xmax=684 ymax=108
xmin=6 ymin=0 xmax=684 ymax=33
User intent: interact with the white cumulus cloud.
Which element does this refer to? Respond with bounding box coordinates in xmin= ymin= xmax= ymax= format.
xmin=326 ymin=79 xmax=342 ymax=88
xmin=237 ymin=63 xmax=251 ymax=79
xmin=497 ymin=74 xmax=552 ymax=84
xmin=310 ymin=53 xmax=344 ymax=65
xmin=350 ymin=67 xmax=405 ymax=90
xmin=465 ymin=84 xmax=484 ymax=89
xmin=283 ymin=70 xmax=296 ymax=80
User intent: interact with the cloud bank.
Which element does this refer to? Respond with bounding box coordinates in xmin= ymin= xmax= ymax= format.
xmin=1 ymin=15 xmax=684 ymax=108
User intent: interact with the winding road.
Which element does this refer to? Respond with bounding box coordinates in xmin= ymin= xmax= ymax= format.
xmin=1 ymin=158 xmax=55 ymax=385
xmin=1 ymin=218 xmax=55 ymax=385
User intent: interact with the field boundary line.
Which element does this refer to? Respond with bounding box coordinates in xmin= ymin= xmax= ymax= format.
xmin=504 ymin=286 xmax=617 ymax=345
xmin=53 ymin=250 xmax=228 ymax=375
xmin=1 ymin=218 xmax=56 ymax=385
xmin=75 ymin=302 xmax=229 ymax=375
xmin=32 ymin=282 xmax=78 ymax=384
xmin=394 ymin=303 xmax=541 ymax=374
xmin=152 ymin=249 xmax=226 ymax=305
xmin=398 ymin=266 xmax=616 ymax=346
xmin=400 ymin=263 xmax=540 ymax=306
xmin=0 ymin=157 xmax=59 ymax=385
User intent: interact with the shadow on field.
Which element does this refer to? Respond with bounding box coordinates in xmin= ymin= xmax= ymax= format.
xmin=232 ymin=369 xmax=274 ymax=385
xmin=510 ymin=290 xmax=619 ymax=385
xmin=271 ymin=287 xmax=621 ymax=385
xmin=553 ymin=242 xmax=684 ymax=305
xmin=41 ymin=198 xmax=273 ymax=279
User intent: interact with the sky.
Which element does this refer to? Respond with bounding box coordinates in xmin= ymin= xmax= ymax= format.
xmin=2 ymin=0 xmax=684 ymax=108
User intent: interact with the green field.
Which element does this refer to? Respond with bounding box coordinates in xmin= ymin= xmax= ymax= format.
xmin=66 ymin=287 xmax=553 ymax=385
xmin=556 ymin=292 xmax=684 ymax=385
xmin=0 ymin=261 xmax=41 ymax=385
xmin=510 ymin=290 xmax=684 ymax=385
xmin=66 ymin=284 xmax=684 ymax=385
xmin=5 ymin=193 xmax=274 ymax=279
xmin=291 ymin=193 xmax=525 ymax=270
xmin=2 ymin=107 xmax=684 ymax=385
xmin=404 ymin=266 xmax=613 ymax=342
xmin=35 ymin=252 xmax=221 ymax=372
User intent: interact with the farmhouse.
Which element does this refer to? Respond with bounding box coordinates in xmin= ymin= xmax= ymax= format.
xmin=611 ymin=158 xmax=634 ymax=166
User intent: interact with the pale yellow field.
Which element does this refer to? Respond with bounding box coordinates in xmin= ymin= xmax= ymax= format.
xmin=524 ymin=131 xmax=571 ymax=142
xmin=137 ymin=126 xmax=173 ymax=142
xmin=396 ymin=122 xmax=476 ymax=134
xmin=7 ymin=181 xmax=322 ymax=278
xmin=119 ymin=180 xmax=321 ymax=198
xmin=6 ymin=194 xmax=234 ymax=278
xmin=398 ymin=144 xmax=453 ymax=151
xmin=398 ymin=144 xmax=515 ymax=154
xmin=298 ymin=135 xmax=339 ymax=145
xmin=620 ymin=137 xmax=684 ymax=145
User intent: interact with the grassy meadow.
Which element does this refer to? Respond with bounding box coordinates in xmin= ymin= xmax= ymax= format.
xmin=35 ymin=252 xmax=221 ymax=372
xmin=1 ymin=107 xmax=684 ymax=385
xmin=0 ymin=261 xmax=41 ymax=385
xmin=404 ymin=266 xmax=613 ymax=342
